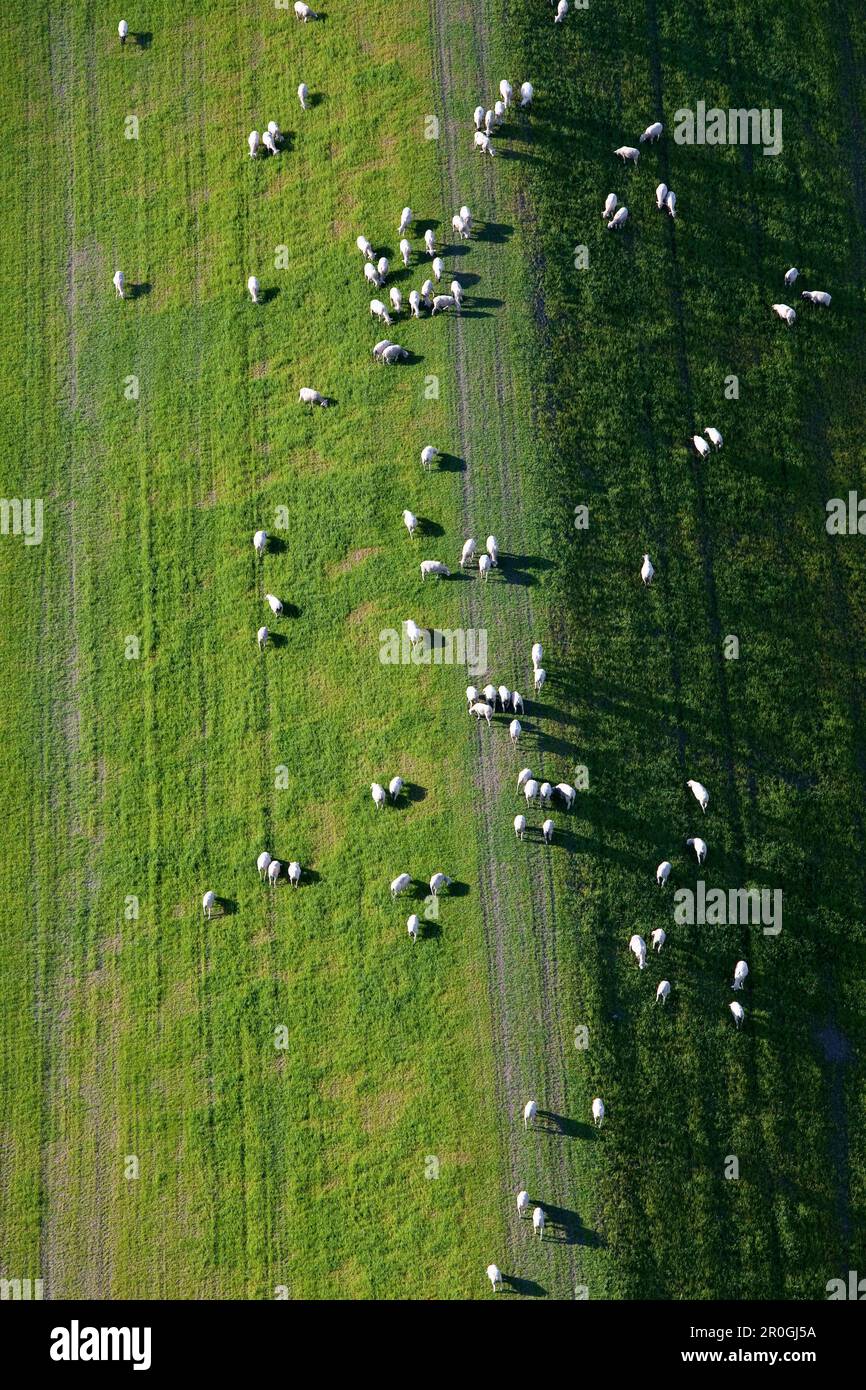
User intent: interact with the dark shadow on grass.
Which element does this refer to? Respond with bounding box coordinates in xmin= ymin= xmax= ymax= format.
xmin=502 ymin=1275 xmax=548 ymax=1297
xmin=536 ymin=1109 xmax=586 ymax=1139
xmin=215 ymin=898 xmax=237 ymax=917
xmin=404 ymin=782 xmax=426 ymax=803
xmin=417 ymin=517 xmax=444 ymax=538
xmin=129 ymin=282 xmax=151 ymax=300
xmin=476 ymin=221 xmax=513 ymax=244
xmin=437 ymin=452 xmax=465 ymax=472
xmin=132 ymin=31 xmax=152 ymax=48
xmin=260 ymin=286 xmax=280 ymax=304
xmin=266 ymin=536 xmax=288 ymax=555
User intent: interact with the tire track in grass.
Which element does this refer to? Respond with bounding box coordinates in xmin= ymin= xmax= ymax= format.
xmin=430 ymin=0 xmax=578 ymax=1297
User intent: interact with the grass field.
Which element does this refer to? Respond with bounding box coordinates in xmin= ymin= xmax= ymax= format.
xmin=1 ymin=0 xmax=864 ymax=1301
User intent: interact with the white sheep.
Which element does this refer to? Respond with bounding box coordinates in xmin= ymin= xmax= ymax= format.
xmin=404 ymin=619 xmax=424 ymax=647
xmin=431 ymin=256 xmax=444 ymax=283
xmin=629 ymin=933 xmax=647 ymax=969
xmin=485 ymin=107 xmax=495 ymax=133
xmin=686 ymin=836 xmax=708 ymax=865
xmin=421 ymin=560 xmax=450 ymax=579
xmin=262 ymin=130 xmax=278 ymax=156
xmin=407 ymin=914 xmax=420 ymax=943
xmin=608 ymin=207 xmax=629 ymax=230
xmin=381 ymin=344 xmax=409 ymax=364
xmin=665 ymin=190 xmax=677 ymax=218
xmin=478 ymin=554 xmax=492 ymax=580
xmin=467 ymin=685 xmax=480 ymax=709
xmin=471 ymin=701 xmax=494 ymax=725
xmin=730 ymin=1001 xmax=745 ymax=1028
xmin=475 ymin=131 xmax=495 ymax=156
xmin=509 ymin=718 xmax=522 ymax=743
xmin=377 ymin=255 xmax=390 ymax=281
xmin=389 ymin=776 xmax=403 ymax=802
xmin=512 ymin=691 xmax=524 ymax=715
xmin=693 ymin=434 xmax=711 ymax=459
xmin=482 ymin=684 xmax=498 ymax=706
xmin=514 ymin=814 xmax=526 ymax=841
xmin=641 ymin=553 xmax=655 ymax=585
xmin=451 ymin=279 xmax=465 ymax=307
xmin=299 ymin=386 xmax=329 ymax=407
xmin=542 ymin=819 xmax=554 ymax=844
xmin=268 ymin=859 xmax=281 ymax=886
xmin=657 ymin=860 xmax=672 ymax=887
xmin=519 ymin=81 xmax=533 ymax=107
xmin=257 ymin=851 xmax=272 ymax=879
xmin=202 ymin=890 xmax=216 ymax=919
xmin=402 ymin=509 xmax=418 ymax=539
xmin=651 ymin=927 xmax=666 ymax=952
xmin=524 ymin=778 xmax=540 ymax=804
xmin=119 ymin=19 xmax=129 ymax=43
xmin=265 ymin=593 xmax=284 ymax=617
xmin=294 ymin=2 xmax=318 ymax=19
xmin=400 ymin=238 xmax=412 ymax=268
xmin=592 ymin=1097 xmax=605 ymax=1127
xmin=356 ymin=235 xmax=374 ymax=260
xmin=287 ymin=861 xmax=301 ymax=887
xmin=615 ymin=145 xmax=640 ymax=163
xmin=420 ymin=279 xmax=434 ymax=302
xmin=687 ymin=779 xmax=709 ymax=813
xmin=248 ymin=130 xmax=259 ymax=158
xmin=655 ymin=182 xmax=668 ymax=209
xmin=772 ymin=302 xmax=796 ymax=327
xmin=493 ymin=100 xmax=506 ymax=125
xmin=523 ymin=1099 xmax=538 ymax=1129
xmin=802 ymin=290 xmax=831 ymax=307
xmin=459 ymin=205 xmax=472 ymax=229
xmin=253 ymin=529 xmax=267 ymax=556
xmin=704 ymin=427 xmax=723 ymax=449
xmin=389 ymin=286 xmax=403 ymax=315
xmin=539 ymin=781 xmax=553 ymax=804
xmin=534 ymin=667 xmax=546 ymax=692
xmin=497 ymin=685 xmax=511 ymax=710
xmin=409 ymin=290 xmax=422 ymax=318
xmin=372 ymin=339 xmax=394 ymax=361
xmin=517 ymin=767 xmax=533 ymax=792
xmin=247 ymin=275 xmax=261 ymax=303
xmin=432 ymin=294 xmax=457 ymax=315
xmin=554 ymin=0 xmax=569 ymax=21
xmin=500 ymin=79 xmax=513 ymax=107
xmin=602 ymin=192 xmax=618 ymax=220
xmin=460 ymin=538 xmax=477 ymax=567
xmin=390 ymin=872 xmax=412 ymax=898
xmin=732 ymin=960 xmax=749 ymax=991
xmin=430 ymin=872 xmax=452 ymax=896
xmin=424 ymin=228 xmax=436 ymax=256
xmin=474 ymin=105 xmax=485 ymax=130
xmin=370 ymin=298 xmax=393 ymax=325
xmin=486 ymin=536 xmax=499 ymax=565
xmin=298 ymin=83 xmax=309 ymax=109
xmin=531 ymin=642 xmax=543 ymax=668
xmin=399 ymin=206 xmax=413 ymax=235
xmin=452 ymin=214 xmax=468 ymax=240
xmin=555 ymin=783 xmax=576 ymax=810
xmin=784 ymin=267 xmax=799 ymax=287
xmin=532 ymin=1207 xmax=546 ymax=1240
xmin=371 ymin=782 xmax=387 ymax=810
xmin=516 ymin=1189 xmax=530 ymax=1216
xmin=113 ymin=269 xmax=125 ymax=299
xmin=486 ymin=1264 xmax=503 ymax=1292
xmin=257 ymin=625 xmax=269 ymax=650
xmin=640 ymin=121 xmax=663 ymax=143
xmin=656 ymin=979 xmax=671 ymax=1004
xmin=364 ymin=262 xmax=384 ymax=289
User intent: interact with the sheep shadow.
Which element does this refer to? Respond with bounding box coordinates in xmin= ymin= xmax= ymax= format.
xmin=465 ymin=295 xmax=504 ymax=310
xmin=308 ymin=92 xmax=325 ymax=108
xmin=476 ymin=220 xmax=513 ymax=244
xmin=276 ymin=132 xmax=296 ymax=153
xmin=213 ymin=897 xmax=237 ymax=917
xmin=532 ymin=1203 xmax=599 ymax=1247
xmin=436 ymin=452 xmax=465 ymax=472
xmin=260 ymin=286 xmax=281 ymax=305
xmin=403 ymin=782 xmax=426 ymax=804
xmin=132 ymin=31 xmax=152 ymax=48
xmin=265 ymin=536 xmax=288 ymax=555
xmin=268 ymin=632 xmax=289 ymax=648
xmin=417 ymin=517 xmax=444 ymax=538
xmin=129 ymin=281 xmax=151 ymax=300
xmin=442 ymin=880 xmax=470 ymax=899
xmin=454 ymin=270 xmax=482 ymax=287
xmin=418 ymin=919 xmax=442 ymax=941
xmin=535 ymin=1109 xmax=583 ymax=1139
xmin=502 ymin=1275 xmax=548 ymax=1298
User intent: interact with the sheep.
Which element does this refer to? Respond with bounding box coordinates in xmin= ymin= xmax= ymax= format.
xmin=262 ymin=130 xmax=279 ymax=157
xmin=730 ymin=1001 xmax=745 ymax=1028
xmin=372 ymin=339 xmax=394 ymax=361
xmin=686 ymin=836 xmax=708 ymax=865
xmin=615 ymin=145 xmax=640 ymax=164
xmin=257 ymin=851 xmax=272 ymax=879
xmin=399 ymin=206 xmax=413 ymax=235
xmin=430 ymin=872 xmax=452 ymax=896
xmin=523 ymin=1099 xmax=538 ymax=1129
xmin=407 ymin=914 xmax=420 ymax=942
xmin=459 ymin=205 xmax=472 ymax=229
xmin=424 ymin=228 xmax=436 ymax=257
xmin=364 ymin=262 xmax=384 ymax=289
xmin=629 ymin=933 xmax=647 ymax=969
xmin=732 ymin=960 xmax=749 ymax=991
xmin=257 ymin=625 xmax=269 ymax=650
xmin=119 ymin=19 xmax=128 ymax=44
xmin=400 ymin=238 xmax=412 ymax=269
xmin=656 ymin=979 xmax=671 ymax=1004
xmin=494 ymin=100 xmax=506 ymax=125
xmin=592 ymin=1097 xmax=605 ymax=1127
xmin=431 ymin=256 xmax=444 ymax=284
xmin=555 ymin=783 xmax=576 ymax=810
xmin=500 ymin=79 xmax=513 ymax=107
xmin=640 ymin=121 xmax=663 ymax=143
xmin=704 ymin=427 xmax=723 ymax=449
xmin=466 ymin=686 xmax=480 ymax=708
xmin=784 ymin=267 xmax=799 ymax=287
xmin=294 ymin=2 xmax=318 ymax=20
xmin=382 ymin=345 xmax=409 ymax=364
xmin=663 ymin=191 xmax=677 ymax=220
xmin=539 ymin=781 xmax=553 ymax=805
xmin=693 ymin=434 xmax=711 ymax=459
xmin=287 ymin=861 xmax=301 ymax=887
xmin=516 ymin=1189 xmax=530 ymax=1216
xmin=687 ymin=778 xmax=709 ymax=813
xmin=531 ymin=642 xmax=543 ymax=668
xmin=389 ymin=776 xmax=404 ymax=802
xmin=484 ymin=109 xmax=495 ymax=136
xmin=370 ymin=298 xmax=393 ymax=325
xmin=486 ymin=1264 xmax=503 ymax=1292
xmin=514 ymin=814 xmax=527 ymax=841
xmin=520 ymin=81 xmax=534 ymax=108
xmin=420 ymin=279 xmax=434 ymax=304
xmin=657 ymin=860 xmax=672 ymax=887
xmin=253 ymin=529 xmax=267 ymax=556
xmin=452 ymin=214 xmax=469 ymax=240
xmin=268 ymin=859 xmax=281 ymax=886
xmin=371 ymin=782 xmax=387 ymax=810
xmin=512 ymin=691 xmax=524 ymax=715
xmin=202 ymin=890 xmax=216 ymax=919
xmin=485 ymin=536 xmax=499 ymax=566
xmin=248 ymin=130 xmax=260 ymax=157
xmin=608 ymin=207 xmax=629 ymax=231
xmin=298 ymin=83 xmax=309 ymax=110
xmin=113 ymin=269 xmax=125 ymax=299
xmin=651 ymin=927 xmax=666 ymax=952
xmin=517 ymin=767 xmax=533 ymax=792
xmin=554 ymin=0 xmax=569 ymax=22
xmin=602 ymin=192 xmax=618 ymax=220
xmin=641 ymin=553 xmax=655 ymax=585
xmin=404 ymin=619 xmax=424 ymax=648
xmin=432 ymin=294 xmax=457 ymax=315
xmin=473 ymin=105 xmax=485 ymax=131
xmin=655 ymin=182 xmax=668 ymax=209
xmin=265 ymin=593 xmax=284 ymax=617
xmin=471 ymin=701 xmax=494 ymax=725
xmin=299 ymin=386 xmax=330 ymax=406
xmin=356 ymin=234 xmax=375 ymax=260
xmin=389 ymin=286 xmax=403 ymax=315
xmin=377 ymin=256 xmax=390 ymax=282
xmin=247 ymin=275 xmax=261 ymax=304
xmin=460 ymin=538 xmax=477 ymax=568
xmin=479 ymin=554 xmax=492 ymax=580
xmin=475 ymin=131 xmax=495 ymax=156
xmin=533 ymin=667 xmax=546 ymax=693
xmin=509 ymin=718 xmax=522 ymax=743
xmin=772 ymin=302 xmax=797 ymax=327
xmin=409 ymin=290 xmax=422 ymax=318
xmin=524 ymin=778 xmax=540 ymax=804
xmin=390 ymin=873 xmax=412 ymax=898
xmin=482 ymin=684 xmax=498 ymax=706
xmin=532 ymin=1207 xmax=546 ymax=1240
xmin=802 ymin=290 xmax=831 ymax=307
xmin=497 ymin=685 xmax=511 ymax=711
xmin=451 ymin=279 xmax=465 ymax=307
xmin=421 ymin=560 xmax=450 ymax=579
xmin=542 ymin=818 xmax=554 ymax=845
xmin=403 ymin=509 xmax=418 ymax=538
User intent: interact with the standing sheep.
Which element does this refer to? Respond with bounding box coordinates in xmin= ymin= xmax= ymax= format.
xmin=407 ymin=914 xmax=420 ymax=943
xmin=298 ymin=83 xmax=309 ymax=110
xmin=257 ymin=851 xmax=272 ymax=880
xmin=523 ymin=1099 xmax=538 ymax=1129
xmin=399 ymin=206 xmax=413 ymax=235
xmin=113 ymin=270 xmax=125 ymax=299
xmin=119 ymin=19 xmax=129 ymax=44
xmin=592 ymin=1097 xmax=605 ymax=1127
xmin=542 ymin=819 xmax=554 ymax=845
xmin=371 ymin=782 xmax=387 ymax=810
xmin=629 ymin=933 xmax=648 ymax=969
xmin=399 ymin=238 xmax=412 ymax=268
xmin=402 ymin=508 xmax=418 ymax=538
xmin=514 ymin=814 xmax=526 ymax=841
xmin=248 ymin=130 xmax=260 ymax=157
xmin=257 ymin=626 xmax=269 ymax=651
xmin=253 ymin=529 xmax=267 ymax=556
xmin=641 ymin=553 xmax=655 ymax=585
xmin=247 ymin=275 xmax=261 ymax=303
xmin=202 ymin=890 xmax=216 ymax=919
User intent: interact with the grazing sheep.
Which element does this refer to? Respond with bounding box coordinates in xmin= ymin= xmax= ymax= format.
xmin=298 ymin=83 xmax=309 ymax=109
xmin=641 ymin=553 xmax=655 ymax=585
xmin=784 ymin=267 xmax=799 ymax=287
xmin=656 ymin=979 xmax=671 ymax=1004
xmin=533 ymin=1207 xmax=546 ymax=1240
xmin=524 ymin=778 xmax=540 ymax=804
xmin=404 ymin=619 xmax=424 ymax=647
xmin=640 ymin=121 xmax=663 ymax=143
xmin=520 ymin=81 xmax=534 ymax=107
xmin=772 ymin=302 xmax=797 ymax=326
xmin=430 ymin=872 xmax=452 ymax=897
xmin=286 ymin=861 xmax=301 ymax=887
xmin=248 ymin=130 xmax=260 ymax=157
xmin=421 ymin=560 xmax=450 ymax=579
xmin=664 ymin=190 xmax=677 ymax=219
xmin=554 ymin=0 xmax=569 ymax=21
xmin=704 ymin=427 xmax=723 ymax=449
xmin=485 ymin=109 xmax=495 ymax=135
xmin=381 ymin=344 xmax=409 ymax=364
xmin=517 ymin=1189 xmax=530 ymax=1216
xmin=512 ymin=691 xmax=524 ymax=715
xmin=514 ymin=814 xmax=527 ymax=841
xmin=389 ymin=776 xmax=403 ymax=802
xmin=687 ymin=778 xmax=710 ymax=813
xmin=377 ymin=256 xmax=390 ymax=281
xmin=509 ymin=718 xmax=522 ymax=743
xmin=651 ymin=927 xmax=666 ymax=952
xmin=494 ymin=100 xmax=506 ymax=125
xmin=686 ymin=836 xmax=708 ymax=865
xmin=517 ymin=767 xmax=533 ymax=792
xmin=500 ymin=79 xmax=513 ymax=107
xmin=466 ymin=685 xmax=480 ymax=708
xmin=592 ymin=1097 xmax=605 ymax=1127
xmin=262 ymin=130 xmax=278 ymax=156
xmin=615 ymin=145 xmax=640 ymax=163
xmin=371 ymin=782 xmax=387 ymax=810
xmin=732 ymin=960 xmax=749 ymax=991
xmin=486 ymin=536 xmax=499 ymax=565
xmin=403 ymin=509 xmax=418 ymax=538
xmin=372 ymin=339 xmax=393 ymax=361
xmin=802 ymin=290 xmax=831 ymax=307
xmin=475 ymin=131 xmax=495 ymax=156
xmin=474 ymin=105 xmax=485 ymax=130
xmin=364 ymin=262 xmax=384 ymax=289
xmin=407 ymin=914 xmax=420 ymax=943
xmin=629 ymin=933 xmax=647 ymax=969
xmin=531 ymin=642 xmax=543 ymax=668
xmin=370 ymin=298 xmax=393 ymax=325
xmin=533 ymin=667 xmax=546 ymax=692
xmin=247 ymin=275 xmax=261 ymax=303
xmin=460 ymin=205 xmax=472 ymax=229
xmin=655 ymin=182 xmax=668 ymax=209
xmin=539 ymin=781 xmax=553 ymax=805
xmin=420 ymin=279 xmax=434 ymax=303
xmin=693 ymin=433 xmax=711 ymax=459
xmin=657 ymin=860 xmax=672 ymax=887
xmin=113 ymin=269 xmax=125 ymax=299
xmin=356 ymin=234 xmax=375 ymax=260
xmin=471 ymin=701 xmax=494 ymax=725
xmin=602 ymin=192 xmax=618 ymax=220
xmin=730 ymin=1001 xmax=745 ymax=1028
xmin=451 ymin=214 xmax=468 ymax=240
xmin=608 ymin=207 xmax=629 ymax=230
xmin=119 ymin=19 xmax=128 ymax=44
xmin=482 ymin=684 xmax=498 ymax=706
xmin=265 ymin=593 xmax=284 ymax=616
xmin=486 ymin=1264 xmax=503 ymax=1292
xmin=497 ymin=685 xmax=511 ymax=711
xmin=389 ymin=286 xmax=402 ymax=314
xmin=460 ymin=538 xmax=477 ymax=568
xmin=424 ymin=228 xmax=436 ymax=256
xmin=257 ymin=625 xmax=269 ymax=650
xmin=399 ymin=238 xmax=412 ymax=268
xmin=202 ymin=890 xmax=216 ymax=919
xmin=390 ymin=872 xmax=412 ymax=898
xmin=523 ymin=1099 xmax=538 ymax=1129
xmin=253 ymin=529 xmax=267 ymax=556
xmin=542 ymin=819 xmax=554 ymax=845
xmin=555 ymin=783 xmax=576 ymax=810
xmin=399 ymin=206 xmax=413 ymax=235
xmin=432 ymin=256 xmax=444 ymax=283
xmin=294 ymin=2 xmax=318 ymax=19
xmin=409 ymin=290 xmax=422 ymax=318
xmin=257 ymin=851 xmax=272 ymax=879
xmin=451 ymin=279 xmax=465 ymax=307
xmin=268 ymin=859 xmax=281 ymax=886
xmin=299 ymin=386 xmax=330 ymax=406
xmin=432 ymin=294 xmax=457 ymax=315
xmin=478 ymin=554 xmax=492 ymax=579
